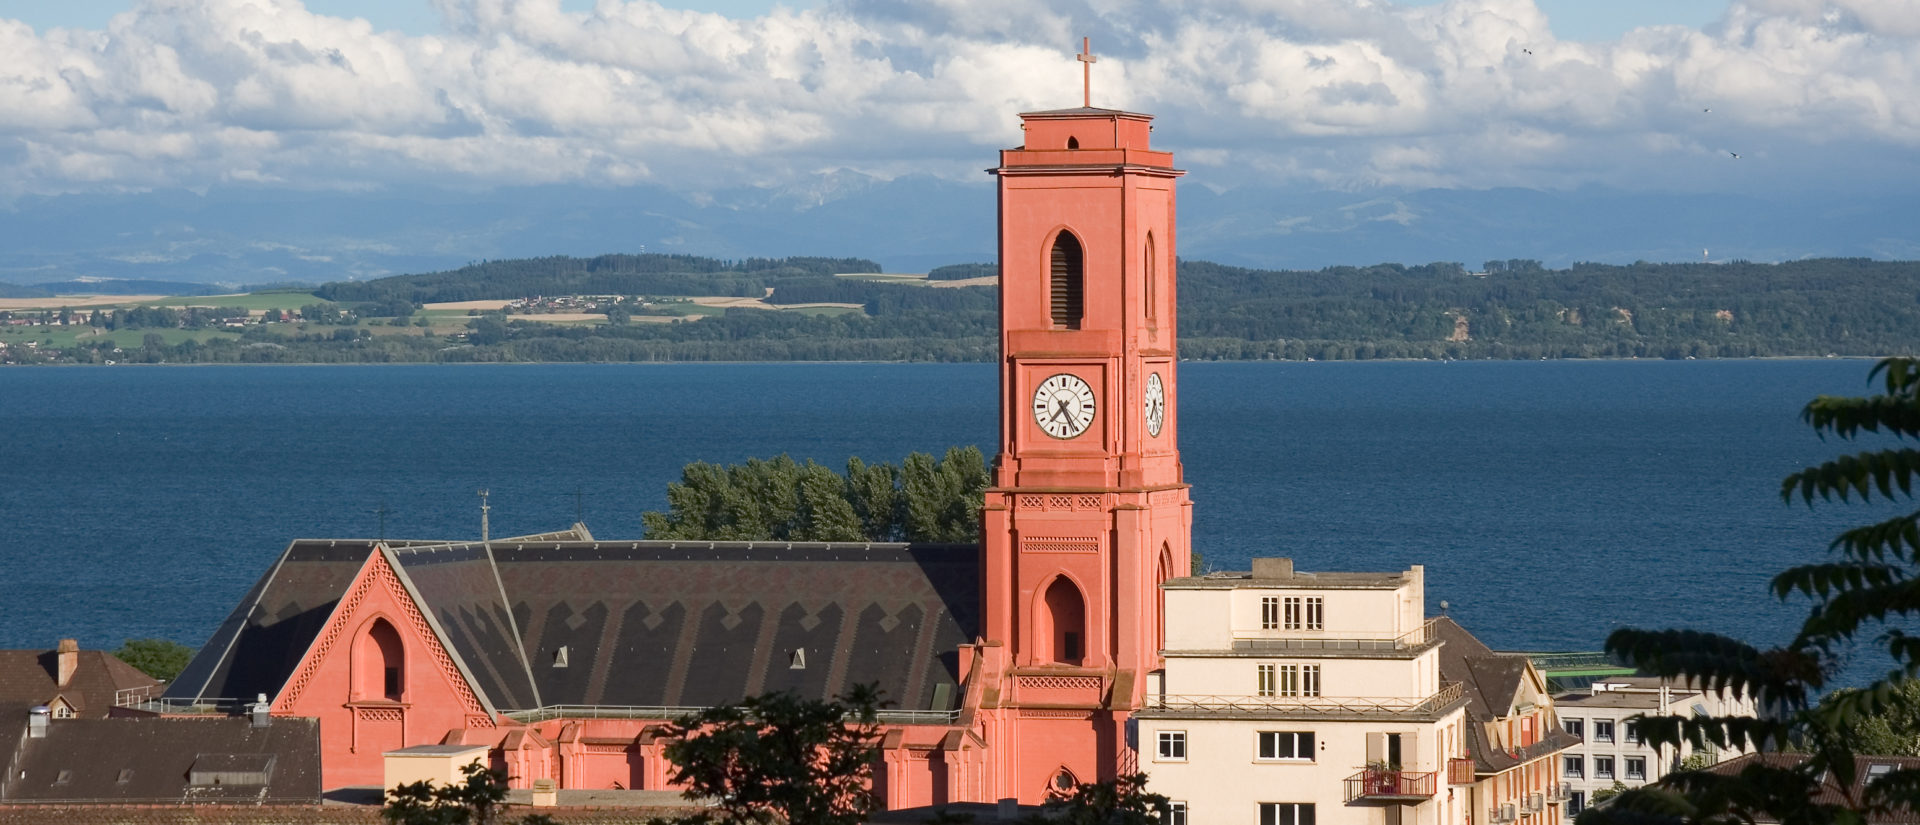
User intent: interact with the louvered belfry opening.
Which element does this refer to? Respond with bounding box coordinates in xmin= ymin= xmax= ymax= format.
xmin=1050 ymin=231 xmax=1084 ymax=329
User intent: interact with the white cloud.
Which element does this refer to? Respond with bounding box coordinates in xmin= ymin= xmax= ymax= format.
xmin=0 ymin=0 xmax=1917 ymax=197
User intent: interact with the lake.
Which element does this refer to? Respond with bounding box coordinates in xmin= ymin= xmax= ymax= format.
xmin=0 ymin=360 xmax=1894 ymax=665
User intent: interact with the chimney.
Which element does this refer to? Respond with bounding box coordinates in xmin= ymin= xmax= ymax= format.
xmin=1251 ymin=557 xmax=1295 ymax=579
xmin=55 ymin=639 xmax=79 ymax=687
xmin=532 ymin=778 xmax=557 ymax=807
xmin=28 ymin=706 xmax=49 ymax=738
xmin=250 ymin=694 xmax=271 ymax=728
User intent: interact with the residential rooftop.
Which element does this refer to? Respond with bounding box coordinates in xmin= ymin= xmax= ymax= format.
xmin=1163 ymin=557 xmax=1417 ymax=590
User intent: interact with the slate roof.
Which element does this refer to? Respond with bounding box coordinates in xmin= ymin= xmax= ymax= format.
xmin=167 ymin=529 xmax=585 ymax=707
xmin=170 ymin=532 xmax=981 ymax=717
xmin=0 ymin=647 xmax=158 ymax=718
xmin=0 ymin=712 xmax=321 ymax=804
xmin=1431 ymin=617 xmax=1581 ymax=774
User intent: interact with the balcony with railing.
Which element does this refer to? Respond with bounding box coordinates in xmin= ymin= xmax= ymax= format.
xmin=1344 ymin=768 xmax=1438 ymax=802
xmin=1230 ymin=617 xmax=1443 ymax=654
xmin=1139 ymin=681 xmax=1465 ymax=720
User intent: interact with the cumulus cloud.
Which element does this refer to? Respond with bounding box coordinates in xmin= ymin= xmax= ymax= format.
xmin=0 ymin=0 xmax=1917 ymax=197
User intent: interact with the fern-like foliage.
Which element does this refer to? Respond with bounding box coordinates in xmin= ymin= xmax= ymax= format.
xmin=1583 ymin=357 xmax=1920 ymax=825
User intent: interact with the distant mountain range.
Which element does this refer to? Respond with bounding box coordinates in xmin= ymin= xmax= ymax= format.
xmin=0 ymin=278 xmax=229 ymax=298
xmin=3 ymin=175 xmax=1918 ymax=287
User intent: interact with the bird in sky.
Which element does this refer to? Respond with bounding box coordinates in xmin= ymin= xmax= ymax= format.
xmin=1523 ymin=48 xmax=1533 ymax=55
xmin=1703 ymin=107 xmax=1712 ymax=113
xmin=1729 ymin=151 xmax=1741 ymax=159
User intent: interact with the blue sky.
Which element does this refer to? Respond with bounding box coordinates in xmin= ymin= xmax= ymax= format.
xmin=0 ymin=0 xmax=1733 ymax=42
xmin=0 ymin=0 xmax=1914 ymax=201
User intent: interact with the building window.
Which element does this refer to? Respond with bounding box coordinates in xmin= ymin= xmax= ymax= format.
xmin=1261 ymin=596 xmax=1281 ymax=630
xmin=1260 ymin=802 xmax=1315 ymax=825
xmin=1282 ymin=596 xmax=1324 ymax=630
xmin=1166 ymin=801 xmax=1186 ymax=825
xmin=1258 ymin=664 xmax=1276 ymax=697
xmin=1258 ymin=731 xmax=1315 ymax=761
xmin=1563 ymin=718 xmax=1584 ymax=738
xmin=1157 ymin=731 xmax=1187 ymax=761
xmin=1624 ymin=720 xmax=1642 ymax=744
xmin=1593 ymin=719 xmax=1615 ymax=743
xmin=1626 ymin=756 xmax=1646 ymax=780
xmin=1049 ymin=231 xmax=1084 ymax=329
xmin=1595 ymin=756 xmax=1615 ymax=780
xmin=1569 ymin=792 xmax=1586 ymax=815
xmin=1563 ymin=755 xmax=1584 ymax=779
xmin=1276 ymin=664 xmax=1320 ymax=697
xmin=51 ymin=705 xmax=74 ymax=719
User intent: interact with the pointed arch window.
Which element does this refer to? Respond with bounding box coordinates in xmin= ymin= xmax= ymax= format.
xmin=1050 ymin=231 xmax=1084 ymax=329
xmin=356 ymin=618 xmax=405 ymax=701
xmin=1043 ymin=576 xmax=1087 ymax=665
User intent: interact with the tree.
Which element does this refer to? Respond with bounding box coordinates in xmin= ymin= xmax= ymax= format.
xmin=113 ymin=638 xmax=193 ymax=682
xmin=1583 ymin=357 xmax=1920 ymax=825
xmin=1027 ymin=774 xmax=1169 ymax=825
xmin=641 ymin=447 xmax=989 ymax=543
xmin=659 ymin=685 xmax=883 ymax=825
xmin=1820 ymin=680 xmax=1920 ymax=757
xmin=382 ymin=761 xmax=556 ymax=825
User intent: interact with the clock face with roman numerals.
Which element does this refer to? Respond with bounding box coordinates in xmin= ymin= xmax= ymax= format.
xmin=1032 ymin=373 xmax=1097 ymax=439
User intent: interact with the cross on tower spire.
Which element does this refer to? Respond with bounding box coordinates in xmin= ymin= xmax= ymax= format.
xmin=1076 ymin=37 xmax=1097 ymax=108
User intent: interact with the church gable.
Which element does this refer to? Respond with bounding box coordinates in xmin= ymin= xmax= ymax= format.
xmin=271 ymin=546 xmax=491 ymax=721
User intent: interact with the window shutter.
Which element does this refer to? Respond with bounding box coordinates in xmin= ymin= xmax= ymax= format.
xmin=1366 ymin=732 xmax=1385 ymax=763
xmin=1050 ymin=233 xmax=1083 ymax=329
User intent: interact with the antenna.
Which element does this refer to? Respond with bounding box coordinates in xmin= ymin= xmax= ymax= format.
xmin=1439 ymin=599 xmax=1450 ymax=616
xmin=478 ymin=489 xmax=491 ymax=542
xmin=574 ymin=486 xmax=584 ymax=526
xmin=375 ymin=502 xmax=390 ymax=542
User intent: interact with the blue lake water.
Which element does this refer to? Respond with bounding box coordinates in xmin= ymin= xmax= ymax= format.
xmin=0 ymin=360 xmax=1897 ymax=667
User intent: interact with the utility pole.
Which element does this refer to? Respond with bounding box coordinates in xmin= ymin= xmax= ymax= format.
xmin=375 ymin=502 xmax=390 ymax=542
xmin=478 ymin=489 xmax=491 ymax=542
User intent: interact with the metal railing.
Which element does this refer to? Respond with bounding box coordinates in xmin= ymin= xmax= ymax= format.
xmin=1547 ymin=785 xmax=1572 ymax=803
xmin=1233 ymin=617 xmax=1442 ymax=652
xmin=1143 ymin=681 xmax=1464 ymax=718
xmin=503 ymin=705 xmax=962 ymax=726
xmin=114 ymin=695 xmax=247 ymax=715
xmin=1343 ymin=768 xmax=1438 ymax=802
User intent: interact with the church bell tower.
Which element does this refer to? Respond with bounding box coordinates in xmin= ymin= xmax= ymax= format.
xmin=979 ymin=40 xmax=1191 ymax=802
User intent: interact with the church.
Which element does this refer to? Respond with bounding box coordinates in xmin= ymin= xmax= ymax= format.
xmin=164 ymin=50 xmax=1191 ymax=809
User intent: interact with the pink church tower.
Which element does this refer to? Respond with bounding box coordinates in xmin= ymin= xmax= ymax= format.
xmin=978 ymin=40 xmax=1192 ymax=804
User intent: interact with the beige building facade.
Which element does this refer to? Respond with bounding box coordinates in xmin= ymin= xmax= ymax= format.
xmin=1553 ymin=677 xmax=1758 ymax=812
xmin=1137 ymin=558 xmax=1471 ymax=825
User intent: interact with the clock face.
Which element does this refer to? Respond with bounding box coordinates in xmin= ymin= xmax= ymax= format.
xmin=1033 ymin=373 xmax=1098 ymax=439
xmin=1145 ymin=372 xmax=1165 ymax=437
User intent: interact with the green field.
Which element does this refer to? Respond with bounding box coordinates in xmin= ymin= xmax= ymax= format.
xmin=0 ymin=324 xmax=241 ymax=349
xmin=833 ymin=273 xmax=929 ymax=284
xmin=135 ymin=291 xmax=328 ymax=311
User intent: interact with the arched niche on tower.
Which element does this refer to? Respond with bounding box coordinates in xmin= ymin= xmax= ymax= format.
xmin=1048 ymin=230 xmax=1084 ymax=330
xmin=1155 ymin=543 xmax=1173 ymax=655
xmin=1035 ymin=575 xmax=1088 ymax=665
xmin=1144 ymin=232 xmax=1157 ymax=325
xmin=353 ymin=616 xmax=406 ymax=702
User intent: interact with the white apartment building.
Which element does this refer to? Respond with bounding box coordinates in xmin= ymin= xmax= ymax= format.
xmin=1552 ymin=677 xmax=1758 ymax=813
xmin=1137 ymin=558 xmax=1471 ymax=825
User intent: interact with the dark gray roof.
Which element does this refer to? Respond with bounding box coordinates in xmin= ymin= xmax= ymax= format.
xmin=0 ymin=712 xmax=321 ymax=804
xmin=172 ymin=534 xmax=981 ymax=716
xmin=1431 ymin=617 xmax=1580 ymax=774
xmin=477 ymin=540 xmax=978 ymax=711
